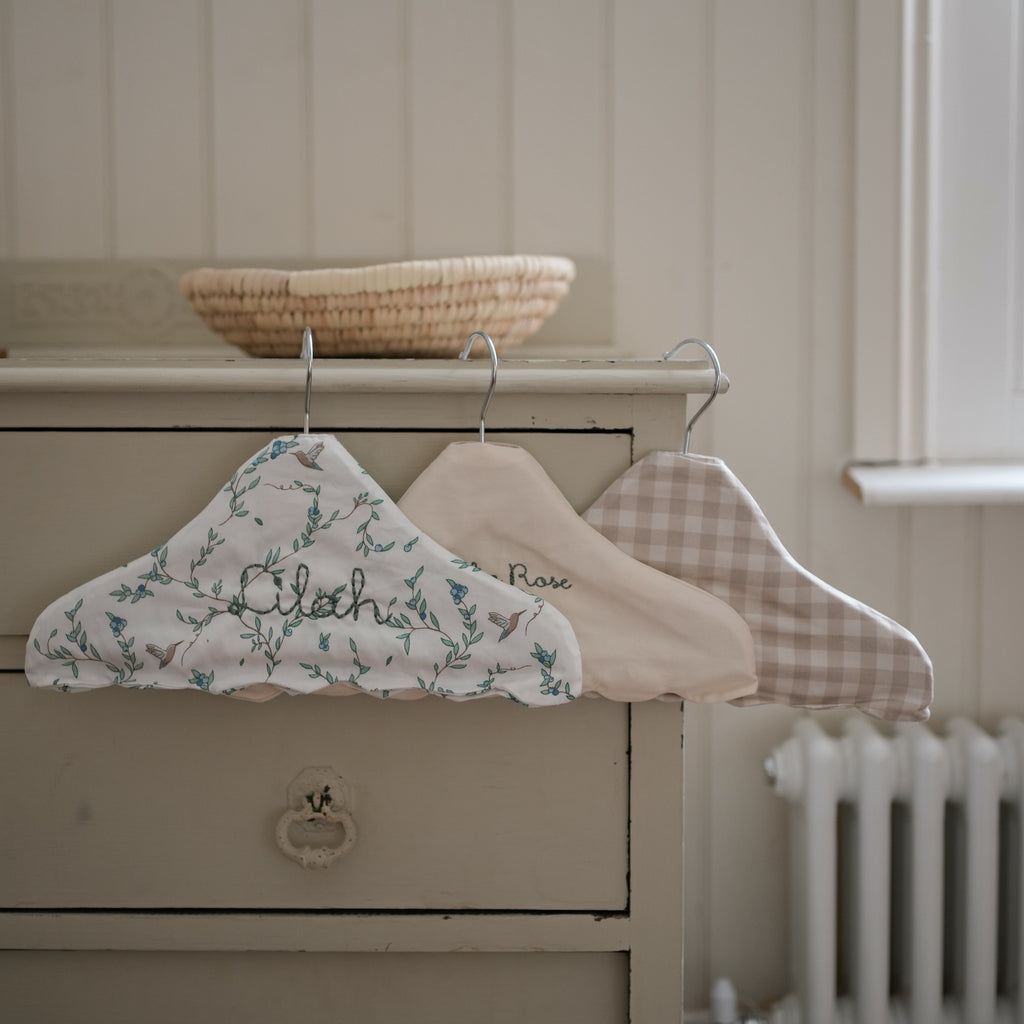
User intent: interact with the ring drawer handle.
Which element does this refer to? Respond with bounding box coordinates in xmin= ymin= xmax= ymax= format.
xmin=275 ymin=766 xmax=357 ymax=870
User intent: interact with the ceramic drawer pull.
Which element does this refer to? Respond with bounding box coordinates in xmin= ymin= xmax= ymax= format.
xmin=275 ymin=766 xmax=357 ymax=869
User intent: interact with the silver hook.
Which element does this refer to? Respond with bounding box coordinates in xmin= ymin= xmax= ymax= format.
xmin=459 ymin=330 xmax=498 ymax=444
xmin=662 ymin=338 xmax=722 ymax=453
xmin=302 ymin=326 xmax=314 ymax=434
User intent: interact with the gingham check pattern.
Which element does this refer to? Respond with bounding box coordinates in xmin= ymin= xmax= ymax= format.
xmin=584 ymin=452 xmax=932 ymax=721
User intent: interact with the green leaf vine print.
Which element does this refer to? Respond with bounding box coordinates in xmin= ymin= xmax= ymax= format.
xmin=25 ymin=435 xmax=582 ymax=705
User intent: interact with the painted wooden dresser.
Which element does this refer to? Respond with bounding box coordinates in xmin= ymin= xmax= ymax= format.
xmin=0 ymin=357 xmax=715 ymax=1023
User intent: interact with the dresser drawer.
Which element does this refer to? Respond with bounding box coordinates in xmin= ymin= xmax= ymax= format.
xmin=0 ymin=675 xmax=627 ymax=910
xmin=1 ymin=427 xmax=630 ymax=911
xmin=0 ymin=429 xmax=630 ymax=646
xmin=1 ymin=950 xmax=629 ymax=1024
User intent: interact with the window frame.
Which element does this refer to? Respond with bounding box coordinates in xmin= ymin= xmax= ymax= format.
xmin=852 ymin=0 xmax=1024 ymax=467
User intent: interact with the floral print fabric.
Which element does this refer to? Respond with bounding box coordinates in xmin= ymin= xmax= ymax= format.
xmin=25 ymin=435 xmax=581 ymax=705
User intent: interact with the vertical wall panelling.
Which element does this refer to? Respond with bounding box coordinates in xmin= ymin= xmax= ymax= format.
xmin=708 ymin=0 xmax=808 ymax=537
xmin=309 ymin=0 xmax=406 ymax=260
xmin=110 ymin=0 xmax=207 ymax=257
xmin=0 ymin=0 xmax=10 ymax=257
xmin=407 ymin=0 xmax=505 ymax=258
xmin=511 ymin=0 xmax=610 ymax=348
xmin=805 ymin=0 xmax=905 ymax=618
xmin=978 ymin=507 xmax=1024 ymax=719
xmin=851 ymin=0 xmax=904 ymax=460
xmin=907 ymin=507 xmax=979 ymax=721
xmin=610 ymin=0 xmax=710 ymax=357
xmin=209 ymin=0 xmax=308 ymax=258
xmin=807 ymin=0 xmax=857 ymax=576
xmin=705 ymin=0 xmax=812 ymax=1004
xmin=8 ymin=0 xmax=109 ymax=257
xmin=608 ymin=0 xmax=720 ymax=1006
xmin=511 ymin=0 xmax=608 ymax=259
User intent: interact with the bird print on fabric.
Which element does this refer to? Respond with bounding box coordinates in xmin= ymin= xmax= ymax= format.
xmin=145 ymin=641 xmax=182 ymax=668
xmin=290 ymin=441 xmax=325 ymax=470
xmin=488 ymin=609 xmax=526 ymax=641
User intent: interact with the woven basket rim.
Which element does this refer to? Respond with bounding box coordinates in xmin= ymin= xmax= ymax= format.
xmin=179 ymin=254 xmax=575 ymax=357
xmin=180 ymin=254 xmax=576 ymax=300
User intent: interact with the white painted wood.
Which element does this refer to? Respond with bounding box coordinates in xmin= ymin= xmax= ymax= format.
xmin=209 ymin=0 xmax=308 ymax=257
xmin=649 ymin=3 xmax=714 ymax=1002
xmin=806 ymin=0 xmax=899 ymax=613
xmin=844 ymin=462 xmax=1024 ymax=505
xmin=852 ymin=0 xmax=1024 ymax=463
xmin=309 ymin=0 xmax=406 ymax=260
xmin=907 ymin=506 xmax=979 ymax=722
xmin=1 ymin=950 xmax=628 ymax=1024
xmin=110 ymin=1 xmax=207 ymax=257
xmin=850 ymin=0 xmax=936 ymax=464
xmin=509 ymin=0 xmax=612 ymax=351
xmin=0 ymin=1 xmax=11 ymax=259
xmin=0 ymin=910 xmax=630 ymax=953
xmin=0 ymin=356 xmax=722 ymax=396
xmin=0 ymin=675 xmax=628 ymax=911
xmin=511 ymin=0 xmax=607 ymax=260
xmin=930 ymin=0 xmax=1024 ymax=460
xmin=0 ymin=360 xmax=698 ymax=1019
xmin=8 ymin=0 xmax=109 ymax=257
xmin=611 ymin=0 xmax=710 ymax=358
xmin=681 ymin=700 xmax=712 ymax=1010
xmin=708 ymin=1 xmax=808 ymax=553
xmin=628 ymin=699 xmax=685 ymax=1022
xmin=702 ymin=4 xmax=865 ymax=1007
xmin=758 ymin=0 xmax=863 ymax=1008
xmin=978 ymin=506 xmax=1024 ymax=718
xmin=627 ymin=390 xmax=689 ymax=1017
xmin=703 ymin=702 xmax=803 ymax=1004
xmin=408 ymin=0 xmax=505 ymax=257
xmin=704 ymin=13 xmax=814 ymax=999
xmin=852 ymin=0 xmax=906 ymax=461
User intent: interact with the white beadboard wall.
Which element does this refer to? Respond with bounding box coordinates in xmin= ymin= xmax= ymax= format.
xmin=3 ymin=0 xmax=1024 ymax=1011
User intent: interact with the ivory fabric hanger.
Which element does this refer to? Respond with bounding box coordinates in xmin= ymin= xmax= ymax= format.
xmin=25 ymin=330 xmax=582 ymax=706
xmin=397 ymin=333 xmax=758 ymax=703
xmin=582 ymin=340 xmax=933 ymax=721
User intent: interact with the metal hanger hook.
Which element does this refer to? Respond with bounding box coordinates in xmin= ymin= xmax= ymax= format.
xmin=662 ymin=338 xmax=722 ymax=453
xmin=459 ymin=330 xmax=498 ymax=444
xmin=302 ymin=326 xmax=314 ymax=434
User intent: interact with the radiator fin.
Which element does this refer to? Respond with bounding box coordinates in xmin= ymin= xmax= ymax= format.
xmin=767 ymin=717 xmax=1024 ymax=1024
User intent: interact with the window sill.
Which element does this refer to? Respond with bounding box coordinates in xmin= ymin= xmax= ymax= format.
xmin=842 ymin=462 xmax=1024 ymax=506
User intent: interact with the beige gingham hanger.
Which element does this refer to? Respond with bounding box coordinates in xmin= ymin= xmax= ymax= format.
xmin=583 ymin=340 xmax=932 ymax=722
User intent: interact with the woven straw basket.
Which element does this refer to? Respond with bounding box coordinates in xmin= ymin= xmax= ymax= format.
xmin=179 ymin=255 xmax=576 ymax=357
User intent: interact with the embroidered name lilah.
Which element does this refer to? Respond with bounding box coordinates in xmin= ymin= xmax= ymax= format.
xmin=24 ymin=435 xmax=582 ymax=706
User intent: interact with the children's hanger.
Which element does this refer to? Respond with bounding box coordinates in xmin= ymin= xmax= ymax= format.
xmin=25 ymin=328 xmax=583 ymax=706
xmin=583 ymin=339 xmax=933 ymax=721
xmin=397 ymin=332 xmax=758 ymax=704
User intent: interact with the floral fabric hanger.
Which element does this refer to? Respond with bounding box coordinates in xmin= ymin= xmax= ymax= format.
xmin=25 ymin=331 xmax=581 ymax=706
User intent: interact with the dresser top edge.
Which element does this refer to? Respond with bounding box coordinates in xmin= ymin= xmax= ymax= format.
xmin=0 ymin=357 xmax=728 ymax=397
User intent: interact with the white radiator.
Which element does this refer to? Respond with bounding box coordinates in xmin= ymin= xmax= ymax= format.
xmin=765 ymin=716 xmax=1024 ymax=1024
